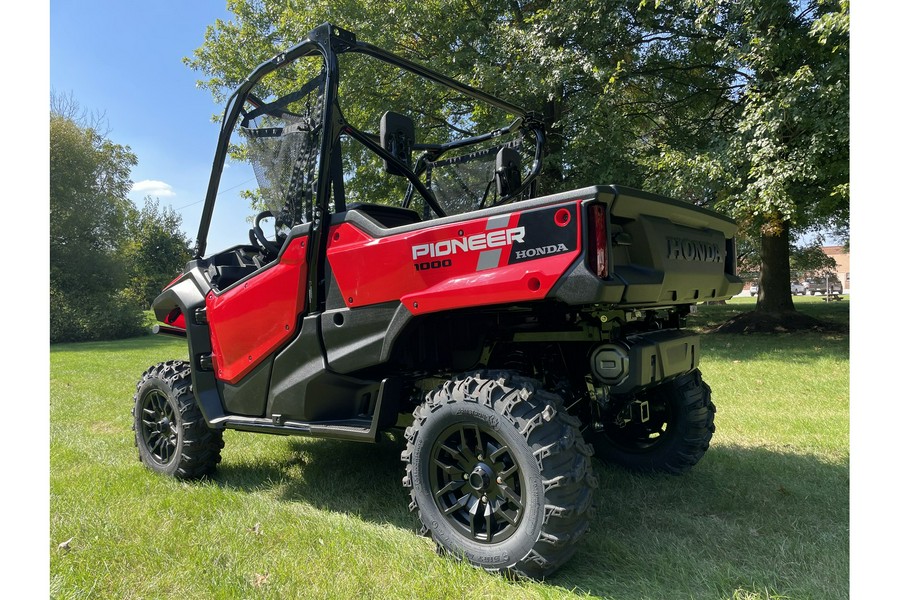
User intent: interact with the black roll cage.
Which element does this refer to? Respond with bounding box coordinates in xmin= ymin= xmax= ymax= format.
xmin=195 ymin=22 xmax=546 ymax=260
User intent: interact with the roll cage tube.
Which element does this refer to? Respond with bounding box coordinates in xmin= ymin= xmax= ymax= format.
xmin=194 ymin=23 xmax=546 ymax=258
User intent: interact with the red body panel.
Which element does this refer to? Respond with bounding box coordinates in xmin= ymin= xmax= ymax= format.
xmin=206 ymin=237 xmax=309 ymax=384
xmin=327 ymin=202 xmax=583 ymax=315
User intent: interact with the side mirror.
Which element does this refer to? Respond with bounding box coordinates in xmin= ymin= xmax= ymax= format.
xmin=380 ymin=111 xmax=415 ymax=175
xmin=495 ymin=147 xmax=522 ymax=197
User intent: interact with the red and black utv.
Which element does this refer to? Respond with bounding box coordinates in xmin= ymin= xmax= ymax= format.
xmin=134 ymin=23 xmax=742 ymax=578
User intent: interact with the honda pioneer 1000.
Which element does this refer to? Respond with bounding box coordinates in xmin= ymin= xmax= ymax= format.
xmin=134 ymin=23 xmax=743 ymax=578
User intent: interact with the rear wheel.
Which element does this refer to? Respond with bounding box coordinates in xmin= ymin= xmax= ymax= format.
xmin=402 ymin=371 xmax=596 ymax=579
xmin=590 ymin=370 xmax=715 ymax=474
xmin=133 ymin=361 xmax=224 ymax=479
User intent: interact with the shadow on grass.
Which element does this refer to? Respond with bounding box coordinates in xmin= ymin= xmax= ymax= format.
xmin=212 ymin=436 xmax=848 ymax=599
xmin=699 ymin=333 xmax=849 ymax=365
xmin=214 ymin=433 xmax=416 ymax=530
xmin=553 ymin=446 xmax=848 ymax=599
xmin=688 ymin=297 xmax=850 ymax=334
xmin=684 ymin=299 xmax=849 ymax=366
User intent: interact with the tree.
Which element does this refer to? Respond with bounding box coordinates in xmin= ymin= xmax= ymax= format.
xmin=122 ymin=197 xmax=193 ymax=308
xmin=50 ymin=108 xmax=144 ymax=341
xmin=790 ymin=241 xmax=837 ymax=278
xmin=738 ymin=236 xmax=836 ymax=282
xmin=624 ymin=0 xmax=849 ymax=328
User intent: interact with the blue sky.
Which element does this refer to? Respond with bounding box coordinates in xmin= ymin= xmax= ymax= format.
xmin=50 ymin=1 xmax=256 ymax=253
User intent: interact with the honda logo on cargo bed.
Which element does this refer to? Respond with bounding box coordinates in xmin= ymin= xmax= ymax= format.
xmin=666 ymin=237 xmax=722 ymax=262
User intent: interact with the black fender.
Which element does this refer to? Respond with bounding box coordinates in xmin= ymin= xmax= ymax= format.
xmin=151 ymin=264 xmax=226 ymax=424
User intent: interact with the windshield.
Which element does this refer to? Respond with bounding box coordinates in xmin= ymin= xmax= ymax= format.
xmin=240 ymin=70 xmax=325 ymax=228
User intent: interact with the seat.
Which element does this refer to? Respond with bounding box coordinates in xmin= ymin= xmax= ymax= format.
xmin=346 ymin=202 xmax=422 ymax=228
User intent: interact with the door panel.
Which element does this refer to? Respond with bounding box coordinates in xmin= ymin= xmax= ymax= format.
xmin=206 ymin=237 xmax=309 ymax=384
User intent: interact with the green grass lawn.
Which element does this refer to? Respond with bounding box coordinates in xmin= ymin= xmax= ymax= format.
xmin=49 ymin=297 xmax=849 ymax=599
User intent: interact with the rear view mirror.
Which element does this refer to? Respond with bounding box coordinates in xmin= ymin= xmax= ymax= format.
xmin=495 ymin=147 xmax=522 ymax=197
xmin=380 ymin=111 xmax=415 ymax=175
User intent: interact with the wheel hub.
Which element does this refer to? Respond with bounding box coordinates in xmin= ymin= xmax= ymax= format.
xmin=468 ymin=464 xmax=493 ymax=492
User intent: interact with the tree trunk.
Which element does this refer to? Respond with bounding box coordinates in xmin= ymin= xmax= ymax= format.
xmin=716 ymin=216 xmax=837 ymax=333
xmin=756 ymin=218 xmax=796 ymax=313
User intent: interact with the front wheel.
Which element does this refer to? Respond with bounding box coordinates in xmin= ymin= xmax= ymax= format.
xmin=590 ymin=370 xmax=715 ymax=474
xmin=402 ymin=371 xmax=596 ymax=579
xmin=132 ymin=361 xmax=224 ymax=479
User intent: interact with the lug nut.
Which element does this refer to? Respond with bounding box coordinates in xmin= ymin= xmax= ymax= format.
xmin=496 ymin=477 xmax=503 ymax=484
xmin=463 ymin=473 xmax=468 ymax=479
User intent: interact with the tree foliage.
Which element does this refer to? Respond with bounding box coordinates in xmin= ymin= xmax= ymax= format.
xmin=737 ymin=236 xmax=836 ymax=283
xmin=50 ymin=112 xmax=145 ymax=342
xmin=628 ymin=0 xmax=849 ymax=314
xmin=790 ymin=241 xmax=838 ymax=277
xmin=122 ymin=197 xmax=194 ymax=308
xmin=50 ymin=104 xmax=194 ymax=342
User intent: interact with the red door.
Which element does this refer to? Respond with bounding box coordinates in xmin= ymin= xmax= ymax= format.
xmin=205 ymin=237 xmax=309 ymax=384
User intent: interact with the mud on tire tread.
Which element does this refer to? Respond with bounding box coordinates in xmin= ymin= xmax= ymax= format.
xmin=132 ymin=360 xmax=224 ymax=479
xmin=402 ymin=370 xmax=597 ymax=579
xmin=591 ymin=369 xmax=715 ymax=475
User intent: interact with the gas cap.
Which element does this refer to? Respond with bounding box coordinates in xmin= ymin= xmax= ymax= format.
xmin=590 ymin=343 xmax=630 ymax=385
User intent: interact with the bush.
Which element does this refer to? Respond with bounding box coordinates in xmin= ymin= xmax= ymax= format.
xmin=50 ymin=288 xmax=146 ymax=343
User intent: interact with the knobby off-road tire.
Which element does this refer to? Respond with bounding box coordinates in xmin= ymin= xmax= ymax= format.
xmin=590 ymin=369 xmax=715 ymax=475
xmin=132 ymin=361 xmax=224 ymax=479
xmin=402 ymin=371 xmax=597 ymax=579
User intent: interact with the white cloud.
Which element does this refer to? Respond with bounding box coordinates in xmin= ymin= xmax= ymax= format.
xmin=132 ymin=179 xmax=176 ymax=197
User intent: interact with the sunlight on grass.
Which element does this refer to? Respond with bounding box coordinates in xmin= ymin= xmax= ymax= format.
xmin=50 ymin=301 xmax=849 ymax=599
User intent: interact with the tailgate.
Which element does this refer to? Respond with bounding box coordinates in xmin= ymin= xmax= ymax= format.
xmin=603 ymin=186 xmax=743 ymax=305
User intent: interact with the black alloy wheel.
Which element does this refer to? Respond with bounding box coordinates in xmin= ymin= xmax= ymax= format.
xmin=403 ymin=371 xmax=596 ymax=579
xmin=139 ymin=389 xmax=179 ymax=466
xmin=429 ymin=422 xmax=525 ymax=544
xmin=132 ymin=361 xmax=224 ymax=479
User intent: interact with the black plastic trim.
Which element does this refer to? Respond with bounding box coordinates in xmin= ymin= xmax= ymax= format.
xmin=330 ymin=186 xmax=598 ymax=240
xmin=151 ymin=266 xmax=225 ymax=424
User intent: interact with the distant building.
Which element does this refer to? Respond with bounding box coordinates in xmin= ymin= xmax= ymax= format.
xmin=738 ymin=244 xmax=850 ymax=293
xmin=822 ymin=245 xmax=850 ymax=292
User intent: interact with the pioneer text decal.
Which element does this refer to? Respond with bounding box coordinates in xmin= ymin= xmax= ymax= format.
xmin=412 ymin=227 xmax=525 ymax=260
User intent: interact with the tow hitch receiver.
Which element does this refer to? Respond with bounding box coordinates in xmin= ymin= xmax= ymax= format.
xmin=637 ymin=400 xmax=650 ymax=423
xmin=614 ymin=399 xmax=652 ymax=426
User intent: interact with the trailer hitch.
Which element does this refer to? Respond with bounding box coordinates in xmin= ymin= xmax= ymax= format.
xmin=614 ymin=399 xmax=651 ymax=427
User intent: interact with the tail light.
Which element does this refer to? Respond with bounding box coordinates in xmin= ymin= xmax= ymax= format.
xmin=587 ymin=203 xmax=608 ymax=278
